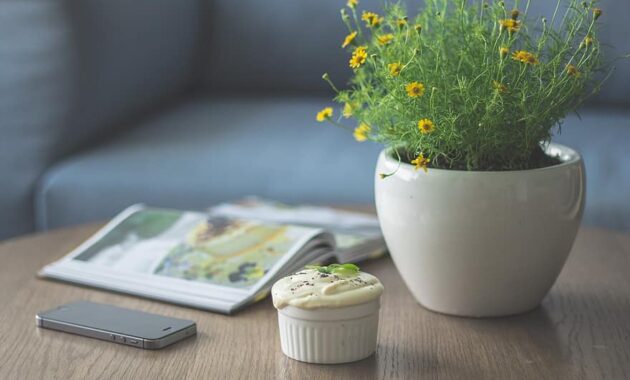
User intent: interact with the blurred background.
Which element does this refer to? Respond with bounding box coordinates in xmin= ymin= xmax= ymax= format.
xmin=0 ymin=0 xmax=628 ymax=241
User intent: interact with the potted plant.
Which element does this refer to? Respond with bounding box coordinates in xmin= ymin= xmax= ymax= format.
xmin=318 ymin=0 xmax=607 ymax=317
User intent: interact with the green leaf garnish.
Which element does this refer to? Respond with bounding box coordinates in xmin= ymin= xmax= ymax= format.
xmin=305 ymin=263 xmax=360 ymax=276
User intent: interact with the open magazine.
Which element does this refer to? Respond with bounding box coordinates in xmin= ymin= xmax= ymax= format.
xmin=39 ymin=200 xmax=386 ymax=314
xmin=208 ymin=198 xmax=385 ymax=263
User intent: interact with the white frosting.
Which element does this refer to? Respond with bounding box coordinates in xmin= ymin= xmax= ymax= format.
xmin=271 ymin=269 xmax=384 ymax=309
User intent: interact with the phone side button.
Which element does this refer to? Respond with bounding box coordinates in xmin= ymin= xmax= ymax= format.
xmin=128 ymin=338 xmax=139 ymax=344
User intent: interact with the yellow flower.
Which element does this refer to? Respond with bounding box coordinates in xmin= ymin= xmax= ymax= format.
xmin=377 ymin=34 xmax=394 ymax=45
xmin=397 ymin=18 xmax=408 ymax=28
xmin=347 ymin=0 xmax=358 ymax=9
xmin=316 ymin=107 xmax=333 ymax=122
xmin=342 ymin=31 xmax=357 ymax=48
xmin=492 ymin=80 xmax=508 ymax=94
xmin=499 ymin=46 xmax=509 ymax=59
xmin=593 ymin=8 xmax=602 ymax=20
xmin=566 ymin=64 xmax=581 ymax=77
xmin=511 ymin=50 xmax=539 ymax=65
xmin=388 ymin=62 xmax=403 ymax=76
xmin=406 ymin=81 xmax=425 ymax=97
xmin=349 ymin=46 xmax=368 ymax=69
xmin=343 ymin=103 xmax=355 ymax=118
xmin=417 ymin=118 xmax=435 ymax=134
xmin=499 ymin=19 xmax=521 ymax=33
xmin=353 ymin=123 xmax=371 ymax=142
xmin=361 ymin=11 xmax=383 ymax=27
xmin=411 ymin=153 xmax=431 ymax=172
xmin=414 ymin=24 xmax=422 ymax=34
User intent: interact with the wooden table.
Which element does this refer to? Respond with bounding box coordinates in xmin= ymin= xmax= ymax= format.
xmin=1 ymin=224 xmax=629 ymax=379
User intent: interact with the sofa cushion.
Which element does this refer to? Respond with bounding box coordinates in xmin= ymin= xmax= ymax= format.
xmin=36 ymin=97 xmax=383 ymax=230
xmin=36 ymin=98 xmax=630 ymax=232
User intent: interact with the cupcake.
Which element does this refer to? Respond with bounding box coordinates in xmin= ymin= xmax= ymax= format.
xmin=271 ymin=264 xmax=384 ymax=364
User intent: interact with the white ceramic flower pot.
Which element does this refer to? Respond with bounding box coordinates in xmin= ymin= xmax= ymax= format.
xmin=375 ymin=143 xmax=585 ymax=317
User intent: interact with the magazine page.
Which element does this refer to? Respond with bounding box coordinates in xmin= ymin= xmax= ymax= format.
xmin=233 ymin=246 xmax=337 ymax=309
xmin=208 ymin=198 xmax=386 ymax=261
xmin=40 ymin=204 xmax=333 ymax=313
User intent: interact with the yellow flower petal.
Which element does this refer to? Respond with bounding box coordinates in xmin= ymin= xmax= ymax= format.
xmin=411 ymin=153 xmax=431 ymax=172
xmin=342 ymin=31 xmax=357 ymax=48
xmin=417 ymin=118 xmax=435 ymax=134
xmin=377 ymin=34 xmax=394 ymax=45
xmin=349 ymin=46 xmax=368 ymax=69
xmin=499 ymin=47 xmax=509 ymax=59
xmin=316 ymin=107 xmax=333 ymax=122
xmin=388 ymin=62 xmax=403 ymax=77
xmin=499 ymin=19 xmax=520 ymax=33
xmin=361 ymin=11 xmax=383 ymax=27
xmin=406 ymin=82 xmax=425 ymax=97
xmin=343 ymin=103 xmax=354 ymax=118
xmin=511 ymin=50 xmax=538 ymax=65
xmin=353 ymin=123 xmax=371 ymax=142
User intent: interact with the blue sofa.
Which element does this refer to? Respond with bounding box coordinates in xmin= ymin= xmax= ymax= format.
xmin=1 ymin=0 xmax=629 ymax=240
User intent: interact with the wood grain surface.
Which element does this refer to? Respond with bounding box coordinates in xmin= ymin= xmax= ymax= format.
xmin=0 ymin=223 xmax=629 ymax=380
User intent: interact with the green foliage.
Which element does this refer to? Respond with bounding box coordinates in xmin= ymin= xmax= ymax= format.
xmin=324 ymin=0 xmax=605 ymax=171
xmin=305 ymin=263 xmax=361 ymax=276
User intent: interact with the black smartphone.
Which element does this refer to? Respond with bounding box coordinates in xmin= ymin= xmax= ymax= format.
xmin=36 ymin=301 xmax=196 ymax=349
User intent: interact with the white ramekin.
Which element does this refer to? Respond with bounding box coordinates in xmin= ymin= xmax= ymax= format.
xmin=276 ymin=298 xmax=380 ymax=364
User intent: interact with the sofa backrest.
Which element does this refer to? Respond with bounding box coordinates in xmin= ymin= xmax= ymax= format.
xmin=201 ymin=0 xmax=383 ymax=94
xmin=0 ymin=0 xmax=74 ymax=239
xmin=0 ymin=0 xmax=201 ymax=239
xmin=64 ymin=0 xmax=202 ymax=148
xmin=202 ymin=0 xmax=630 ymax=104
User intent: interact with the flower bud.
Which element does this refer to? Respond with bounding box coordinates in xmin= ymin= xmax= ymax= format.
xmin=341 ymin=9 xmax=350 ymax=22
xmin=581 ymin=36 xmax=594 ymax=48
